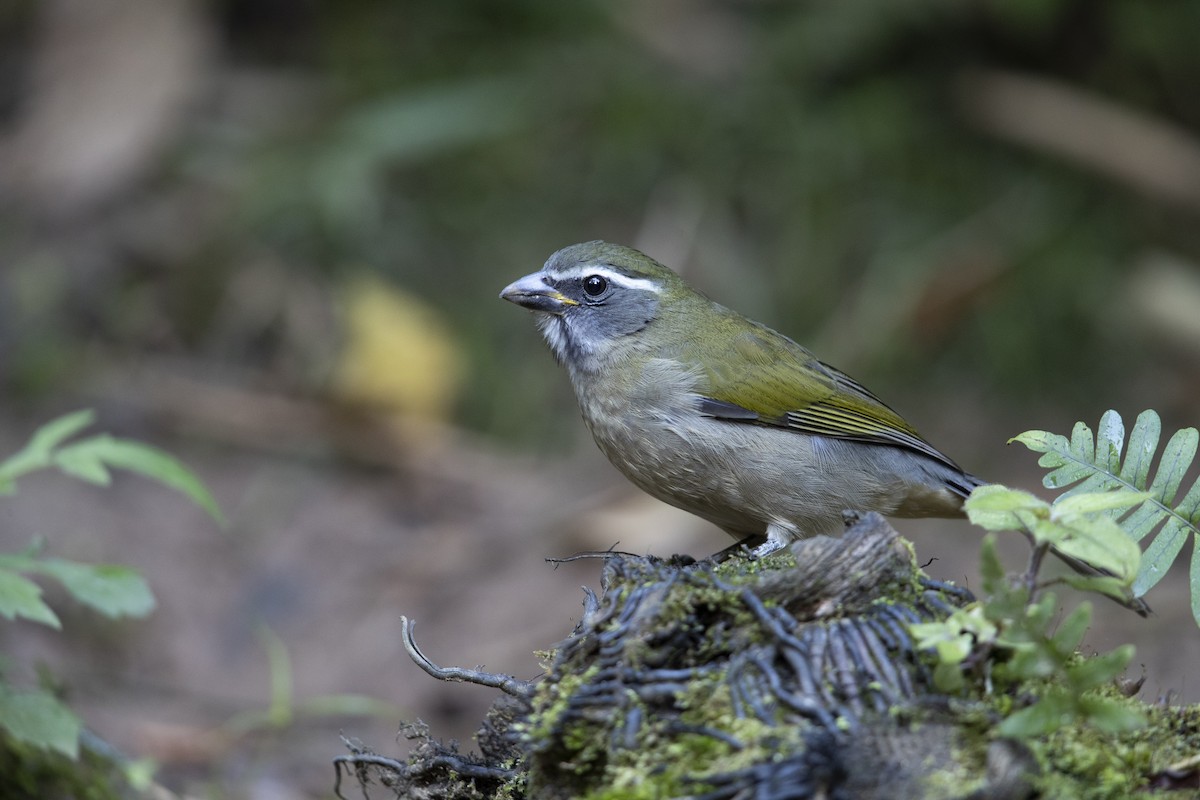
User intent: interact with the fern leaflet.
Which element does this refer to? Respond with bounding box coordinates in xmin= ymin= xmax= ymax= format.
xmin=1011 ymin=409 xmax=1200 ymax=626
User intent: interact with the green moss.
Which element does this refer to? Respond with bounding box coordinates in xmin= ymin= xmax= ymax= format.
xmin=1026 ymin=699 xmax=1200 ymax=799
xmin=675 ymin=676 xmax=733 ymax=725
xmin=949 ymin=664 xmax=1200 ymax=799
xmin=633 ymin=569 xmax=760 ymax=665
xmin=524 ymin=539 xmax=1200 ymax=798
xmin=578 ymin=709 xmax=810 ymax=800
xmin=521 ymin=663 xmax=602 ymax=744
xmin=712 ymin=550 xmax=796 ymax=580
xmin=919 ymin=758 xmax=983 ymax=799
xmin=533 ymin=645 xmax=818 ymax=800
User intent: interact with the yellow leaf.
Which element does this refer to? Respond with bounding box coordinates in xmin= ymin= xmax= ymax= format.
xmin=333 ymin=276 xmax=464 ymax=421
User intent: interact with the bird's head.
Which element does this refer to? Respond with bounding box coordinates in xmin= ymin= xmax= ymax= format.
xmin=500 ymin=241 xmax=692 ymax=373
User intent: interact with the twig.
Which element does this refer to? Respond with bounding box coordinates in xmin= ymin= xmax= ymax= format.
xmin=1024 ymin=542 xmax=1051 ymax=604
xmin=333 ymin=752 xmax=405 ymax=800
xmin=547 ymin=547 xmax=640 ymax=564
xmin=401 ymin=616 xmax=534 ymax=698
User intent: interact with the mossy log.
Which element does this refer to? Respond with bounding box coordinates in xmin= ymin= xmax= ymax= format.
xmin=335 ymin=513 xmax=1200 ymax=800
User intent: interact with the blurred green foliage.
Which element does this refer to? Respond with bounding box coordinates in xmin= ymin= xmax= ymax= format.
xmin=3 ymin=0 xmax=1200 ymax=447
xmin=0 ymin=410 xmax=222 ymax=757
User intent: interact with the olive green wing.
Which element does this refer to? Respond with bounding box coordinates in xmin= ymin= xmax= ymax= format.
xmin=687 ymin=320 xmax=961 ymax=470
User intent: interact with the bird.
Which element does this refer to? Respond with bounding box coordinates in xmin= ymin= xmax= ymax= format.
xmin=500 ymin=240 xmax=984 ymax=557
xmin=501 ymin=241 xmax=1153 ymax=617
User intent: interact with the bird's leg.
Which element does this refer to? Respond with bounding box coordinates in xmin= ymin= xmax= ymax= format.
xmin=751 ymin=523 xmax=794 ymax=559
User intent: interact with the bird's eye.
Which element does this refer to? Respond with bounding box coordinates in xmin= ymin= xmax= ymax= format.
xmin=583 ymin=275 xmax=608 ymax=297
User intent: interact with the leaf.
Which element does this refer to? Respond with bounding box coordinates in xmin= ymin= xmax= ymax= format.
xmin=1060 ymin=574 xmax=1138 ymax=604
xmin=0 ymin=410 xmax=97 ymax=489
xmin=935 ymin=633 xmax=974 ymax=664
xmin=1149 ymin=427 xmax=1199 ymax=506
xmin=0 ymin=412 xmax=224 ymax=528
xmin=1133 ymin=518 xmax=1189 ymax=596
xmin=984 ymin=572 xmax=1031 ymax=623
xmin=0 ymin=687 xmax=81 ymax=757
xmin=1119 ymin=411 xmax=1160 ymax=488
xmin=57 ymin=436 xmax=225 ymax=526
xmin=1122 ymin=500 xmax=1170 ymax=544
xmin=1029 ymin=592 xmax=1058 ymax=626
xmin=1049 ymin=516 xmax=1142 ymax=581
xmin=1051 ymin=603 xmax=1091 ymax=654
xmin=1011 ymin=430 xmax=1066 ymax=460
xmin=964 ymin=485 xmax=1048 ymax=532
xmin=1015 ymin=410 xmax=1200 ymax=612
xmin=26 ymin=410 xmax=97 ymax=453
xmin=1077 ymin=696 xmax=1145 ymax=733
xmin=1004 ymin=642 xmax=1057 ymax=681
xmin=1067 ymin=644 xmax=1135 ymax=690
xmin=908 ymin=620 xmax=962 ymax=653
xmin=999 ymin=691 xmax=1074 ymax=738
xmin=1095 ymin=410 xmax=1124 ymax=476
xmin=0 ymin=568 xmax=61 ymax=629
xmin=333 ymin=276 xmax=466 ymax=420
xmin=1192 ymin=535 xmax=1200 ymax=630
xmin=122 ymin=759 xmax=159 ymax=791
xmin=1053 ymin=490 xmax=1150 ymax=517
xmin=35 ymin=560 xmax=156 ymax=619
xmin=932 ymin=661 xmax=965 ymax=694
xmin=1028 ymin=518 xmax=1069 ymax=548
xmin=979 ymin=534 xmax=1006 ymax=595
xmin=54 ymin=443 xmax=113 ymax=485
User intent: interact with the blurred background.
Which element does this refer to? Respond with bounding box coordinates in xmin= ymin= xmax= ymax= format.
xmin=3 ymin=0 xmax=1200 ymax=796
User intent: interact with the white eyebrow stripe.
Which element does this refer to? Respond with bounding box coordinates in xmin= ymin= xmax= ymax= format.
xmin=543 ymin=266 xmax=662 ymax=294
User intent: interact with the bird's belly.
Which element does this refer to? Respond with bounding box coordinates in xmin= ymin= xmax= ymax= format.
xmin=582 ymin=405 xmax=970 ymax=545
xmin=585 ymin=413 xmax=870 ymax=538
xmin=592 ymin=422 xmax=761 ymax=533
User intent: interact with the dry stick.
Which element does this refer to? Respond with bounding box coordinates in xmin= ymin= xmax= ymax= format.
xmin=400 ymin=616 xmax=535 ymax=698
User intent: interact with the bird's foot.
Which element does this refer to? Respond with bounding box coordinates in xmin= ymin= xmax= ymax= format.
xmin=750 ymin=523 xmax=794 ymax=559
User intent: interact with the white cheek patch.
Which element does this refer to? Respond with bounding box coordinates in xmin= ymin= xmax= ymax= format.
xmin=543 ymin=266 xmax=663 ymax=294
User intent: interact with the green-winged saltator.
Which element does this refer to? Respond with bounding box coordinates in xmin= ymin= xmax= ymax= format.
xmin=501 ymin=241 xmax=985 ymax=556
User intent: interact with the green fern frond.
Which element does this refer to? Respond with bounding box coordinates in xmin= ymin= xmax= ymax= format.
xmin=1011 ymin=409 xmax=1200 ymax=625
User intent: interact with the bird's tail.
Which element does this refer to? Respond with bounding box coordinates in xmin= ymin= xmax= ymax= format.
xmin=947 ymin=471 xmax=987 ymax=499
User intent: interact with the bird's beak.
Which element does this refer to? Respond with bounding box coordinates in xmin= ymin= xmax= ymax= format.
xmin=499 ymin=273 xmax=578 ymax=315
